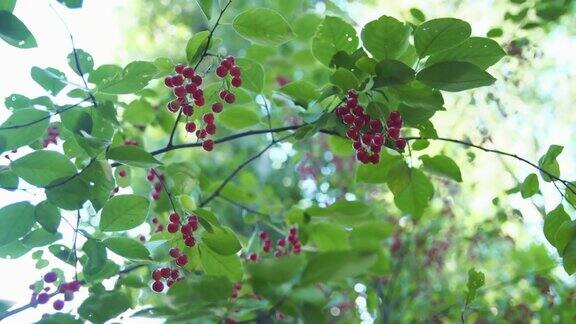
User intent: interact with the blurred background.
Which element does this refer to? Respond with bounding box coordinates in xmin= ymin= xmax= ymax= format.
xmin=0 ymin=0 xmax=575 ymax=322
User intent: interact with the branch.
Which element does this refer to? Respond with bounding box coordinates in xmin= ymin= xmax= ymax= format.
xmin=150 ymin=168 xmax=177 ymax=213
xmin=166 ymin=0 xmax=233 ymax=148
xmin=218 ymin=194 xmax=270 ymax=217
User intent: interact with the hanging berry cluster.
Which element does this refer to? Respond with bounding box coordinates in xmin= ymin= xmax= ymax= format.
xmin=42 ymin=126 xmax=60 ymax=148
xmin=335 ymin=90 xmax=407 ymax=164
xmin=230 ymin=282 xmax=241 ymax=299
xmin=163 ymin=56 xmax=241 ymax=152
xmin=151 ymin=267 xmax=181 ymax=293
xmin=250 ymin=227 xmax=301 ymax=261
xmin=30 ymin=271 xmax=81 ymax=312
xmin=146 ymin=168 xmax=165 ymax=201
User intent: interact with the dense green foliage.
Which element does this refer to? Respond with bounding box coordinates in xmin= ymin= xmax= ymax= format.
xmin=0 ymin=0 xmax=575 ymax=323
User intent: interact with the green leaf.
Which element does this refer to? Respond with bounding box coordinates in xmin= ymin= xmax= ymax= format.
xmin=310 ymin=223 xmax=350 ymax=251
xmin=0 ymin=1 xmax=16 ymax=12
xmin=487 ymin=28 xmax=503 ymax=38
xmin=301 ymin=251 xmax=378 ymax=285
xmin=0 ymin=11 xmax=37 ymax=48
xmin=233 ymin=8 xmax=295 ymax=46
xmin=0 ymin=166 xmax=18 ymax=190
xmin=465 ymin=267 xmax=485 ymax=304
xmin=305 ymin=200 xmax=373 ymax=226
xmin=45 ymin=175 xmax=90 ymax=210
xmin=328 ymin=136 xmax=354 ymax=157
xmin=57 ymin=0 xmax=83 ymax=9
xmin=330 ymin=68 xmax=359 ymax=91
xmin=82 ymin=239 xmax=107 ymax=275
xmin=426 ymin=37 xmax=506 ymax=69
xmin=48 ymin=244 xmax=77 ymax=265
xmin=389 ymin=81 xmax=444 ymax=110
xmin=104 ymin=237 xmax=151 ymax=260
xmin=538 ymin=145 xmax=563 ymax=182
xmin=169 ymin=276 xmax=233 ymax=304
xmin=88 ymin=64 xmax=122 ymax=85
xmin=67 ymin=49 xmax=94 ymax=75
xmin=36 ymin=313 xmax=83 ymax=324
xmin=186 ymin=31 xmax=210 ymax=65
xmin=543 ymin=205 xmax=570 ymax=248
xmin=217 ymin=105 xmax=260 ymax=129
xmin=0 ymin=108 xmax=50 ymax=152
xmin=562 ymin=239 xmax=576 ymax=275
xmin=78 ymin=291 xmax=131 ymax=323
xmin=392 ymin=168 xmax=435 ymax=218
xmin=520 ymin=173 xmax=539 ymax=198
xmin=98 ymin=61 xmax=158 ymax=94
xmin=0 ymin=201 xmax=35 ymax=246
xmin=246 ymin=255 xmax=306 ymax=283
xmin=555 ymin=220 xmax=576 ymax=254
xmin=420 ymin=154 xmax=462 ymax=182
xmin=199 ymin=245 xmax=243 ymax=281
xmin=416 ymin=61 xmax=496 ymax=92
xmin=11 ymin=151 xmax=77 ymax=187
xmin=123 ymin=99 xmax=155 ymax=126
xmin=414 ymin=18 xmax=471 ymax=57
xmin=82 ymin=160 xmax=115 ymax=211
xmin=279 ymin=80 xmax=320 ymax=108
xmin=106 ymin=145 xmax=161 ymax=168
xmin=409 ymin=8 xmax=426 ymax=22
xmin=356 ymin=150 xmax=402 ymax=184
xmin=202 ymin=226 xmax=241 ymax=256
xmin=61 ymin=109 xmax=92 ymax=134
xmin=567 ymin=182 xmax=576 ymax=209
xmin=100 ymin=195 xmax=150 ymax=232
xmin=373 ymin=60 xmax=415 ymax=87
xmin=350 ymin=221 xmax=393 ymax=250
xmin=0 ymin=241 xmax=29 ymax=259
xmin=194 ymin=0 xmax=213 ymax=19
xmin=236 ymin=58 xmax=264 ymax=93
xmin=312 ymin=16 xmax=358 ymax=66
xmin=21 ymin=228 xmax=62 ymax=249
xmin=35 ymin=201 xmax=61 ymax=234
xmin=4 ymin=94 xmax=31 ymax=110
xmin=361 ymin=15 xmax=411 ymax=60
xmin=31 ymin=67 xmax=67 ymax=95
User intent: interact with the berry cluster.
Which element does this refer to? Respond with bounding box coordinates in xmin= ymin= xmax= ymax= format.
xmin=42 ymin=126 xmax=59 ymax=148
xmin=164 ymin=58 xmax=241 ymax=152
xmin=335 ymin=90 xmax=407 ymax=164
xmin=250 ymin=227 xmax=302 ymax=261
xmin=30 ymin=271 xmax=81 ymax=311
xmin=230 ymin=282 xmax=241 ymax=299
xmin=151 ymin=216 xmax=163 ymax=233
xmin=151 ymin=267 xmax=181 ymax=293
xmin=147 ymin=168 xmax=165 ymax=201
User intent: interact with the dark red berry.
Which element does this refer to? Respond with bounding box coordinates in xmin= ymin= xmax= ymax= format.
xmin=369 ymin=119 xmax=383 ymax=132
xmin=174 ymin=64 xmax=185 ymax=74
xmin=347 ymin=89 xmax=358 ymax=98
xmin=203 ymin=113 xmax=214 ymax=124
xmin=182 ymin=105 xmax=194 ymax=116
xmin=184 ymin=236 xmax=196 ymax=247
xmin=152 ymin=269 xmax=162 ymax=281
xmin=248 ymin=253 xmax=258 ymax=262
xmin=353 ymin=141 xmax=362 ymax=150
xmin=230 ymin=66 xmax=241 ymax=77
xmin=225 ymin=56 xmax=235 ymax=65
xmin=234 ymin=283 xmax=242 ymax=290
xmin=231 ymin=291 xmax=238 ymax=299
xmin=68 ymin=281 xmax=81 ymax=292
xmin=202 ymin=140 xmax=214 ymax=152
xmin=259 ymin=230 xmax=268 ymax=240
xmin=395 ymin=138 xmax=407 ymax=151
xmin=196 ymin=129 xmax=208 ymax=139
xmin=147 ymin=172 xmax=155 ymax=182
xmin=185 ymin=83 xmax=197 ymax=93
xmin=171 ymin=74 xmax=184 ymax=86
xmin=174 ymin=86 xmax=186 ymax=98
xmin=387 ymin=127 xmax=400 ymax=140
xmin=169 ymin=212 xmax=180 ymax=223
xmin=212 ymin=102 xmax=223 ymax=113
xmin=152 ymin=192 xmax=161 ymax=201
xmin=205 ymin=123 xmax=216 ymax=135
xmin=53 ymin=299 xmax=64 ymax=310
xmin=231 ymin=77 xmax=242 ymax=87
xmin=369 ymin=153 xmax=380 ymax=164
xmin=346 ymin=98 xmax=358 ymax=108
xmin=224 ymin=92 xmax=236 ymax=104
xmin=216 ymin=66 xmax=228 ymax=77
xmin=167 ymin=100 xmax=180 ymax=113
xmin=343 ymin=114 xmax=355 ymax=125
xmin=167 ymin=223 xmax=179 ymax=233
xmin=372 ymin=133 xmax=384 ymax=146
xmin=192 ymin=75 xmax=203 ymax=86
xmin=152 ymin=280 xmax=164 ymax=293
xmin=182 ymin=67 xmax=195 ymax=78
xmin=219 ymin=90 xmax=228 ymax=99
xmin=356 ymin=150 xmax=369 ymax=163
xmin=44 ymin=271 xmax=57 ymax=283
xmin=185 ymin=122 xmax=197 ymax=133
xmin=169 ymin=247 xmax=180 ymax=258
xmin=194 ymin=97 xmax=205 ymax=106
xmin=277 ymin=238 xmax=286 ymax=247
xmin=118 ymin=170 xmax=127 ymax=177
xmin=37 ymin=293 xmax=50 ymax=304
xmin=289 ymin=227 xmax=297 ymax=236
xmin=192 ymin=89 xmax=204 ymax=100
xmin=164 ymin=76 xmax=174 ymax=87
xmin=171 ymin=269 xmax=179 ymax=279
xmin=188 ymin=216 xmax=199 ymax=230
xmin=389 ymin=111 xmax=402 ymax=124
xmin=181 ymin=224 xmax=192 ymax=236
xmin=160 ymin=267 xmax=171 ymax=278
xmin=176 ymin=255 xmax=188 ymax=267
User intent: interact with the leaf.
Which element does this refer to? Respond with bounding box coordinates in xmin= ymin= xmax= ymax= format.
xmin=426 ymin=37 xmax=506 ymax=69
xmin=36 ymin=313 xmax=83 ymax=324
xmin=82 ymin=239 xmax=107 ymax=275
xmin=123 ymin=99 xmax=155 ymax=126
xmin=81 ymin=160 xmax=115 ymax=211
xmin=361 ymin=15 xmax=411 ymax=60
xmin=305 ymin=200 xmax=373 ymax=226
xmin=100 ymin=195 xmax=149 ymax=232
xmin=31 ymin=67 xmax=67 ymax=95
xmin=194 ymin=0 xmax=213 ymax=19
xmin=310 ymin=223 xmax=350 ymax=251
xmin=21 ymin=228 xmax=62 ymax=249
xmin=217 ymin=105 xmax=261 ymax=129
xmin=0 ymin=108 xmax=50 ymax=152
xmin=45 ymin=175 xmax=90 ymax=210
xmin=312 ymin=16 xmax=358 ymax=66
xmin=330 ymin=68 xmax=359 ymax=91
xmin=393 ymin=168 xmax=435 ymax=218
xmin=98 ymin=61 xmax=158 ymax=94
xmin=88 ymin=64 xmax=122 ymax=85
xmin=356 ymin=151 xmax=402 ymax=184
xmin=562 ymin=239 xmax=576 ymax=275
xmin=57 ymin=0 xmax=83 ymax=9
xmin=246 ymin=255 xmax=306 ymax=283
xmin=236 ymin=58 xmax=264 ymax=93
xmin=373 ymin=60 xmax=415 ymax=87
xmin=554 ymin=220 xmax=576 ymax=254
xmin=0 ymin=1 xmax=16 ymax=12
xmin=104 ymin=237 xmax=151 ymax=260
xmin=301 ymin=251 xmax=378 ymax=285
xmin=416 ymin=61 xmax=496 ymax=92
xmin=48 ymin=244 xmax=77 ymax=265
xmin=328 ymin=136 xmax=354 ymax=157
xmin=279 ymin=80 xmax=320 ymax=108
xmin=186 ymin=31 xmax=210 ymax=65
xmin=202 ymin=226 xmax=241 ymax=256
xmin=169 ymin=276 xmax=233 ymax=304
xmin=11 ymin=151 xmax=77 ymax=187
xmin=420 ymin=154 xmax=462 ymax=182
xmin=106 ymin=145 xmax=161 ymax=168
xmin=233 ymin=8 xmax=295 ymax=46
xmin=0 ymin=166 xmax=18 ymax=190
xmin=414 ymin=18 xmax=471 ymax=57
xmin=410 ymin=8 xmax=426 ymax=22
xmin=538 ymin=145 xmax=563 ymax=182
xmin=78 ymin=291 xmax=131 ymax=323
xmin=199 ymin=245 xmax=243 ymax=281
xmin=61 ymin=109 xmax=92 ymax=134
xmin=35 ymin=201 xmax=61 ymax=234
xmin=350 ymin=221 xmax=393 ymax=250
xmin=465 ymin=267 xmax=485 ymax=304
xmin=520 ymin=173 xmax=539 ymax=198
xmin=0 ymin=11 xmax=37 ymax=48
xmin=0 ymin=201 xmax=35 ymax=246
xmin=543 ymin=205 xmax=570 ymax=248
xmin=67 ymin=49 xmax=94 ymax=75
xmin=487 ymin=28 xmax=503 ymax=38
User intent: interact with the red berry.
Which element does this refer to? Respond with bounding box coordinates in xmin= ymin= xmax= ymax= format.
xmin=224 ymin=92 xmax=236 ymax=104
xmin=152 ymin=280 xmax=164 ymax=293
xmin=169 ymin=247 xmax=180 ymax=258
xmin=202 ymin=140 xmax=214 ymax=152
xmin=171 ymin=74 xmax=184 ymax=86
xmin=231 ymin=77 xmax=242 ymax=87
xmin=37 ymin=293 xmax=50 ymax=304
xmin=369 ymin=153 xmax=380 ymax=164
xmin=347 ymin=89 xmax=358 ymax=98
xmin=389 ymin=111 xmax=402 ymax=124
xmin=169 ymin=212 xmax=180 ymax=223
xmin=167 ymin=223 xmax=179 ymax=233
xmin=356 ymin=150 xmax=369 ymax=163
xmin=53 ymin=299 xmax=64 ymax=310
xmin=167 ymin=100 xmax=180 ymax=113
xmin=230 ymin=66 xmax=241 ymax=77
xmin=353 ymin=141 xmax=362 ymax=150
xmin=152 ymin=192 xmax=161 ymax=201
xmin=293 ymin=246 xmax=301 ymax=254
xmin=182 ymin=67 xmax=195 ymax=78
xmin=387 ymin=127 xmax=400 ymax=140
xmin=184 ymin=236 xmax=196 ymax=247
xmin=248 ymin=253 xmax=258 ymax=262
xmin=372 ymin=133 xmax=384 ymax=146
xmin=225 ymin=56 xmax=235 ymax=65
xmin=185 ymin=83 xmax=197 ymax=94
xmin=395 ymin=138 xmax=407 ymax=151
xmin=259 ymin=230 xmax=268 ymax=240
xmin=335 ymin=106 xmax=347 ymax=117
xmin=174 ymin=64 xmax=185 ymax=74
xmin=152 ymin=269 xmax=162 ymax=281
xmin=181 ymin=224 xmax=192 ymax=236
xmin=289 ymin=227 xmax=297 ymax=236
xmin=182 ymin=105 xmax=194 ymax=116
xmin=171 ymin=269 xmax=180 ymax=279
xmin=193 ymin=89 xmax=204 ymax=100
xmin=196 ymin=129 xmax=208 ymax=139
xmin=176 ymin=255 xmax=188 ymax=267
xmin=362 ymin=133 xmax=373 ymax=145
xmin=192 ymin=75 xmax=203 ymax=86
xmin=219 ymin=90 xmax=228 ymax=99
xmin=353 ymin=116 xmax=365 ymax=128
xmin=352 ymin=106 xmax=364 ymax=116
xmin=216 ymin=65 xmax=228 ymax=77
xmin=188 ymin=215 xmax=199 ymax=230
xmin=185 ymin=122 xmax=197 ymax=133
xmin=160 ymin=267 xmax=171 ymax=278
xmin=343 ymin=114 xmax=355 ymax=125
xmin=164 ymin=76 xmax=174 ymax=87
xmin=194 ymin=97 xmax=205 ymax=106
xmin=231 ymin=291 xmax=238 ymax=299
xmin=212 ymin=102 xmax=223 ymax=113
xmin=203 ymin=113 xmax=215 ymax=124
xmin=346 ymin=98 xmax=358 ymax=108
xmin=44 ymin=271 xmax=57 ymax=283
xmin=277 ymin=238 xmax=286 ymax=247
xmin=369 ymin=119 xmax=383 ymax=132
xmin=174 ymin=86 xmax=186 ymax=98
xmin=147 ymin=172 xmax=155 ymax=181
xmin=234 ymin=283 xmax=242 ymax=290
xmin=205 ymin=123 xmax=216 ymax=135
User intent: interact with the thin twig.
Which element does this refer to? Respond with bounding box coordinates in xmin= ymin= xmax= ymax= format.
xmin=73 ymin=210 xmax=81 ymax=281
xmin=217 ymin=195 xmax=270 ymax=217
xmin=150 ymin=168 xmax=177 ymax=213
